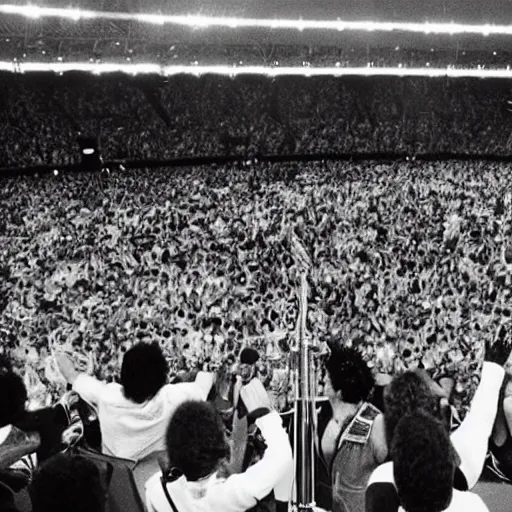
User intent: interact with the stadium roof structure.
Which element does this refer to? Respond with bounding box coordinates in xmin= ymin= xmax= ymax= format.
xmin=0 ymin=0 xmax=512 ymax=52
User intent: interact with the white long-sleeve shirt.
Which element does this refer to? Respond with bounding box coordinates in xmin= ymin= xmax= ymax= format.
xmin=366 ymin=362 xmax=504 ymax=512
xmin=367 ymin=462 xmax=489 ymax=512
xmin=73 ymin=372 xmax=214 ymax=461
xmin=145 ymin=411 xmax=293 ymax=512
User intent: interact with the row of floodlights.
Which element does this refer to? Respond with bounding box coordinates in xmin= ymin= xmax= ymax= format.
xmin=0 ymin=4 xmax=512 ymax=36
xmin=5 ymin=62 xmax=512 ymax=77
xmin=7 ymin=57 xmax=507 ymax=70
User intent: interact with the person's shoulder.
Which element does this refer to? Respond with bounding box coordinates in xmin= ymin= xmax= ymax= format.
xmin=144 ymin=471 xmax=181 ymax=512
xmin=91 ymin=379 xmax=126 ymax=404
xmin=370 ymin=413 xmax=388 ymax=463
xmin=450 ymin=490 xmax=489 ymax=512
xmin=366 ymin=462 xmax=399 ymax=512
xmin=368 ymin=461 xmax=394 ymax=485
xmin=103 ymin=381 xmax=125 ymax=394
xmin=145 ymin=470 xmax=163 ymax=493
xmin=203 ymin=473 xmax=248 ymax=510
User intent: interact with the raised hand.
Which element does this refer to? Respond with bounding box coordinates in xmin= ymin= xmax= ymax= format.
xmin=484 ymin=330 xmax=511 ymax=367
xmin=54 ymin=351 xmax=80 ymax=385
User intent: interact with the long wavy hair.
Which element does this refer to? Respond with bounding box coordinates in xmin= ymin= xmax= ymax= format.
xmin=383 ymin=369 xmax=441 ymax=448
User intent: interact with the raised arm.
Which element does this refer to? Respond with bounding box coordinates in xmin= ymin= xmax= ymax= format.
xmin=209 ymin=378 xmax=293 ymax=512
xmin=55 ymin=352 xmax=80 ymax=386
xmin=447 ymin=335 xmax=509 ymax=489
xmin=55 ymin=352 xmax=105 ymax=408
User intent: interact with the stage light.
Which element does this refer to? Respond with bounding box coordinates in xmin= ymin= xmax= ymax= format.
xmin=3 ymin=61 xmax=512 ymax=78
xmin=25 ymin=5 xmax=41 ymax=18
xmin=0 ymin=4 xmax=512 ymax=36
xmin=78 ymin=136 xmax=102 ymax=170
xmin=137 ymin=14 xmax=164 ymax=25
xmin=67 ymin=9 xmax=81 ymax=21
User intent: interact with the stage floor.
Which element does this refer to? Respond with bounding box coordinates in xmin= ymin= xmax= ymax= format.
xmin=474 ymin=466 xmax=512 ymax=512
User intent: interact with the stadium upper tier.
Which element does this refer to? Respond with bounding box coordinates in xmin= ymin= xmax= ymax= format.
xmin=0 ymin=73 xmax=511 ymax=169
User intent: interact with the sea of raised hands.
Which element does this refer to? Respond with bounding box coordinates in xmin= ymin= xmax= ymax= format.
xmin=1 ymin=158 xmax=511 ymax=414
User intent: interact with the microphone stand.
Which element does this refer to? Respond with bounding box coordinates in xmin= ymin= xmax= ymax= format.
xmin=290 ymin=272 xmax=317 ymax=512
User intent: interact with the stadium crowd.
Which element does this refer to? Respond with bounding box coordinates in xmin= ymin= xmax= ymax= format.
xmin=2 ymin=157 xmax=512 ymax=510
xmin=2 ymin=59 xmax=512 ymax=511
xmin=0 ymin=73 xmax=511 ymax=168
xmin=2 ymin=160 xmax=512 ymax=404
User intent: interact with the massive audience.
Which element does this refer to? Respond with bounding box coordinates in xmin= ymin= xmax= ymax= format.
xmin=2 ymin=160 xmax=512 ymax=409
xmin=2 ymin=58 xmax=512 ymax=511
xmin=0 ymin=73 xmax=512 ymax=168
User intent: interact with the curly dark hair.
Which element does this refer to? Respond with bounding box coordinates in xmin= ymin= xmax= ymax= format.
xmin=0 ymin=368 xmax=27 ymax=427
xmin=120 ymin=342 xmax=169 ymax=403
xmin=30 ymin=453 xmax=106 ymax=512
xmin=166 ymin=400 xmax=230 ymax=481
xmin=383 ymin=370 xmax=441 ymax=448
xmin=392 ymin=410 xmax=456 ymax=512
xmin=324 ymin=346 xmax=375 ymax=404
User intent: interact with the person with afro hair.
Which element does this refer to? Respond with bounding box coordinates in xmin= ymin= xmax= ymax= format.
xmin=29 ymin=453 xmax=107 ymax=512
xmin=145 ymin=378 xmax=293 ymax=512
xmin=382 ymin=411 xmax=487 ymax=512
xmin=288 ymin=345 xmax=387 ymax=512
xmin=366 ymin=335 xmax=509 ymax=512
xmin=56 ymin=342 xmax=215 ymax=461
